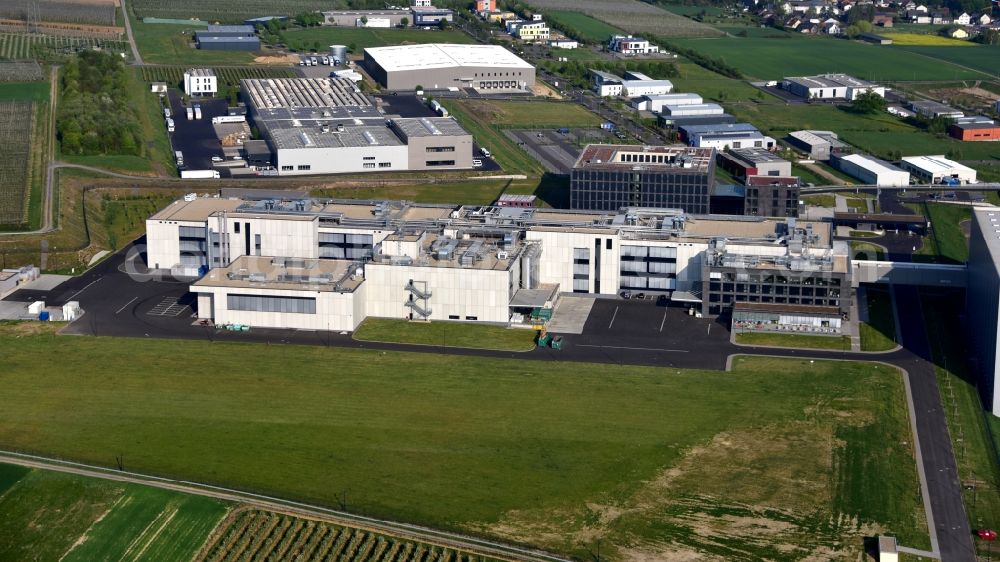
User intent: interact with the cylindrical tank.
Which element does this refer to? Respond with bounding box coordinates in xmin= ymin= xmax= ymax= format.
xmin=329 ymin=45 xmax=348 ymax=65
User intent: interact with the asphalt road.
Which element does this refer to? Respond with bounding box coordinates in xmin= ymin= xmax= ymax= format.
xmin=0 ymin=240 xmax=978 ymax=560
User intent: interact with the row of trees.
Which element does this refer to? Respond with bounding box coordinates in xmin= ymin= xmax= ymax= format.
xmin=58 ymin=52 xmax=142 ymax=157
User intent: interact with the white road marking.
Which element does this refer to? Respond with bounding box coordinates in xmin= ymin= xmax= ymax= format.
xmin=115 ymin=297 xmax=138 ymax=315
xmin=659 ymin=310 xmax=668 ymax=332
xmin=65 ymin=278 xmax=101 ymax=302
xmin=608 ymin=306 xmax=619 ymax=329
xmin=577 ymin=344 xmax=689 ymax=353
xmin=707 ymin=324 xmax=712 ymax=335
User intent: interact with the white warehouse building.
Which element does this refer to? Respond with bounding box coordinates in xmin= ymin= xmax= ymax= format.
xmin=146 ymin=195 xmax=851 ymax=332
xmin=899 ymin=155 xmax=977 ymax=185
xmin=591 ymin=70 xmax=673 ymax=97
xmin=783 ymin=74 xmax=885 ymax=101
xmin=833 ymin=153 xmax=910 ymax=187
xmin=663 ymin=103 xmax=724 ymax=117
xmin=632 ymin=93 xmax=702 ymax=113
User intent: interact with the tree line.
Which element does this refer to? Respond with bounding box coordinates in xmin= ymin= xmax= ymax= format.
xmin=57 ymin=51 xmax=142 ymax=157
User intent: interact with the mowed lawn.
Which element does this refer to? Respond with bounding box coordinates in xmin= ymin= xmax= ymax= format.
xmin=674 ymin=34 xmax=985 ymax=80
xmin=0 ymin=465 xmax=227 ymax=561
xmin=546 ymin=11 xmax=622 ymax=43
xmin=131 ymin=20 xmax=256 ymax=65
xmin=0 ymin=322 xmax=926 ymax=559
xmin=353 ymin=319 xmax=537 ymax=351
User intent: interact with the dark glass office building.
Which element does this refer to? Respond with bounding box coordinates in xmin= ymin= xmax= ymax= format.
xmin=570 ymin=145 xmax=715 ymax=213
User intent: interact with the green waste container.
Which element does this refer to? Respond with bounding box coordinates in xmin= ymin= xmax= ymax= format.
xmin=537 ymin=333 xmax=552 ymax=347
xmin=551 ymin=336 xmax=563 ymax=350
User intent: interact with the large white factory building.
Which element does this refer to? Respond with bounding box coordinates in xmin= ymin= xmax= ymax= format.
xmin=146 ymin=195 xmax=851 ymax=332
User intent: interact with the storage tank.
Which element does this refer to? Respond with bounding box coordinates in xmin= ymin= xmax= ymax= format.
xmin=329 ymin=45 xmax=347 ymax=65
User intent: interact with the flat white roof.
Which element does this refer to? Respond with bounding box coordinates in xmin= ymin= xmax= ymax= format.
xmin=365 ymin=43 xmax=534 ymax=72
xmin=901 ymin=155 xmax=975 ymax=175
xmin=841 ymin=153 xmax=908 ymax=175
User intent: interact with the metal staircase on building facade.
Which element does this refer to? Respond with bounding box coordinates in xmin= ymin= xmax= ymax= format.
xmin=404 ymin=280 xmax=432 ymax=320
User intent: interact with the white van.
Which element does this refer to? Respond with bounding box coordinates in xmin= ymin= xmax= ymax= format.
xmin=480 ymin=147 xmax=491 ymax=158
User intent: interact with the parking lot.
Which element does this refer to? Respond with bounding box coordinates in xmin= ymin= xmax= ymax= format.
xmin=506 ymin=127 xmax=624 ymax=175
xmin=167 ymin=91 xmax=230 ymax=171
xmin=547 ymin=297 xmax=735 ymax=370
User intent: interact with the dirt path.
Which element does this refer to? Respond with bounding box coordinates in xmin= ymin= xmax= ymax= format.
xmin=801 ymin=161 xmax=846 ymax=186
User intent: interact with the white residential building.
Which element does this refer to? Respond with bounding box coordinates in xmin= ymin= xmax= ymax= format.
xmin=608 ymin=35 xmax=659 ymax=55
xmin=591 ymin=69 xmax=672 ymax=97
xmin=184 ymin=68 xmax=217 ymax=97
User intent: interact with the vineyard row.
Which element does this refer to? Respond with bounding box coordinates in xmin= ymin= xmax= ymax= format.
xmin=200 ymin=510 xmax=504 ymax=562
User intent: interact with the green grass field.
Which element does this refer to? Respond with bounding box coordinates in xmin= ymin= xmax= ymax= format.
xmin=735 ymin=332 xmax=852 ymax=350
xmin=0 ymin=81 xmax=50 ymax=101
xmin=0 ymin=322 xmax=926 ymax=559
xmin=0 ymin=466 xmax=227 ymax=562
xmin=353 ymin=319 xmax=537 ymax=351
xmin=908 ymin=202 xmax=971 ymax=264
xmin=131 ymin=18 xmax=256 ymax=65
xmin=546 ymin=11 xmax=623 ymax=43
xmin=674 ymin=34 xmax=986 ymax=80
xmin=439 ymin=99 xmax=547 ymax=176
xmin=893 ymin=43 xmax=1000 ymax=77
xmin=311 ymin=176 xmax=564 ymax=207
xmin=461 ymin=99 xmax=602 ymax=128
xmin=276 ymin=27 xmax=473 ymax=53
xmin=860 ymin=286 xmax=897 ymax=352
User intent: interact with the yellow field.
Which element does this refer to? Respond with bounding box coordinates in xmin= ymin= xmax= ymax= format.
xmin=884 ymin=32 xmax=974 ymax=46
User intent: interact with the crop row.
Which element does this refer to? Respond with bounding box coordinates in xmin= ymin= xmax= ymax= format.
xmin=200 ymin=510 xmax=502 ymax=562
xmin=130 ymin=0 xmax=332 ymax=23
xmin=0 ymin=61 xmax=42 ymax=81
xmin=0 ymin=33 xmax=128 ymax=60
xmin=0 ymin=101 xmax=35 ymax=224
xmin=139 ymin=65 xmax=298 ymax=88
xmin=0 ymin=1 xmax=115 ymax=26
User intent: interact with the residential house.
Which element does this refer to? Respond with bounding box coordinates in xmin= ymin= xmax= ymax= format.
xmin=931 ymin=12 xmax=952 ymax=24
xmin=798 ymin=21 xmax=819 ymax=32
xmin=979 ymin=13 xmax=992 ymax=25
xmin=907 ymin=10 xmax=931 ymax=23
xmin=784 ymin=15 xmax=803 ymax=28
xmin=957 ymin=12 xmax=972 ymax=25
xmin=873 ymin=14 xmax=894 ymax=26
xmin=822 ymin=21 xmax=841 ymax=33
xmin=947 ymin=26 xmax=969 ymax=38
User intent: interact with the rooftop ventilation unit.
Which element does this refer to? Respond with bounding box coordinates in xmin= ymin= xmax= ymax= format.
xmin=363 ymin=131 xmax=379 ymax=145
xmin=299 ymin=132 xmax=314 ymax=147
xmin=419 ymin=118 xmax=442 ymax=135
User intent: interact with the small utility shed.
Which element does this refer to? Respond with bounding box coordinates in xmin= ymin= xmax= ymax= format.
xmin=859 ymin=32 xmax=893 ymax=44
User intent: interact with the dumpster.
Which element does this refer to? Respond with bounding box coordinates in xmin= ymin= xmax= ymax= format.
xmin=551 ymin=336 xmax=563 ymax=350
xmin=537 ymin=333 xmax=552 ymax=347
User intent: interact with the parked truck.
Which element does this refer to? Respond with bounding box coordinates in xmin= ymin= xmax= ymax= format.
xmin=186 ymin=107 xmax=193 ymax=120
xmin=180 ymin=170 xmax=220 ymax=179
xmin=194 ymin=105 xmax=202 ymax=120
xmin=211 ymin=115 xmax=246 ymax=124
xmin=174 ymin=150 xmax=184 ymax=166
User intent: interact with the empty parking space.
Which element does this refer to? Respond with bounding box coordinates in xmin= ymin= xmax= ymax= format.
xmin=146 ymin=297 xmax=190 ymax=317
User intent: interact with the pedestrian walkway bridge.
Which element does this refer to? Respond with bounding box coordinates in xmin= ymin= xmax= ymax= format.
xmin=851 ymin=260 xmax=966 ymax=287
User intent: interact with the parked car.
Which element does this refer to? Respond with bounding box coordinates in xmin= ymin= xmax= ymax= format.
xmin=480 ymin=147 xmax=491 ymax=158
xmin=472 ymin=159 xmax=483 ymax=167
xmin=211 ymin=156 xmax=223 ymax=162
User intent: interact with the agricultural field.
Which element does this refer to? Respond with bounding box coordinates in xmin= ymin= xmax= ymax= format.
xmin=0 ymin=464 xmax=228 ymax=562
xmin=882 ymin=32 xmax=974 ymax=46
xmin=0 ymin=32 xmax=129 ymax=60
xmin=526 ymin=0 xmax=723 ymax=38
xmin=461 ymin=99 xmax=601 ymax=128
xmin=0 ymin=321 xmax=929 ymax=560
xmin=139 ymin=65 xmax=298 ymax=88
xmin=892 ymin=43 xmax=1000 ymax=78
xmin=0 ymin=101 xmax=36 ymax=225
xmin=545 ymin=11 xmax=622 ymax=43
xmin=0 ymin=0 xmax=116 ymax=26
xmin=673 ymin=34 xmax=986 ymax=80
xmin=0 ymin=61 xmax=43 ymax=82
xmin=199 ymin=510 xmax=501 ymax=562
xmin=129 ymin=0 xmax=334 ymax=23
xmin=275 ymin=27 xmax=474 ymax=53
